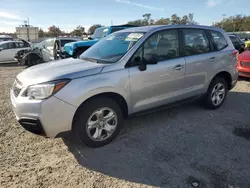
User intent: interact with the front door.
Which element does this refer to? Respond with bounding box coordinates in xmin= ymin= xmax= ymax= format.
xmin=127 ymin=29 xmax=186 ymax=113
xmin=0 ymin=42 xmax=16 ymax=62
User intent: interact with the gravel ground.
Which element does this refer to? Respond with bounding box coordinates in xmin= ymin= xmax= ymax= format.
xmin=1 ymin=64 xmax=250 ymax=188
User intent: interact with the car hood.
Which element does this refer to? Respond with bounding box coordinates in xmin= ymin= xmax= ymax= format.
xmin=64 ymin=39 xmax=100 ymax=55
xmin=66 ymin=39 xmax=99 ymax=48
xmin=238 ymin=50 xmax=250 ymax=62
xmin=17 ymin=58 xmax=104 ymax=86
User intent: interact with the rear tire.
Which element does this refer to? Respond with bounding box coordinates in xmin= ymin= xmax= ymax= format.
xmin=202 ymin=77 xmax=228 ymax=109
xmin=73 ymin=97 xmax=124 ymax=147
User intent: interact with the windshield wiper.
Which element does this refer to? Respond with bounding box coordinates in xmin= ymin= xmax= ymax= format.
xmin=82 ymin=57 xmax=113 ymax=64
xmin=82 ymin=57 xmax=99 ymax=63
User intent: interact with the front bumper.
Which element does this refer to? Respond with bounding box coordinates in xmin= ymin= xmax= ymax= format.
xmin=10 ymin=89 xmax=77 ymax=137
xmin=237 ymin=64 xmax=250 ymax=78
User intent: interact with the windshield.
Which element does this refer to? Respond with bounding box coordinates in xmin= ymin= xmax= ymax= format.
xmin=34 ymin=40 xmax=45 ymax=48
xmin=80 ymin=32 xmax=145 ymax=63
xmin=92 ymin=27 xmax=109 ymax=39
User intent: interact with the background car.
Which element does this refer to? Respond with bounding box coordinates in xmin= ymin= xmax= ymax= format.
xmin=63 ymin=24 xmax=136 ymax=58
xmin=53 ymin=37 xmax=81 ymax=60
xmin=228 ymin=34 xmax=245 ymax=53
xmin=0 ymin=35 xmax=13 ymax=42
xmin=15 ymin=37 xmax=80 ymax=66
xmin=0 ymin=39 xmax=30 ymax=63
xmin=237 ymin=50 xmax=250 ymax=78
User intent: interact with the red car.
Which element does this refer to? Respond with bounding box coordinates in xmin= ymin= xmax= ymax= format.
xmin=237 ymin=50 xmax=250 ymax=78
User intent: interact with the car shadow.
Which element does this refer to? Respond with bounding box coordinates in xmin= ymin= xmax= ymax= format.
xmin=63 ymin=91 xmax=250 ymax=187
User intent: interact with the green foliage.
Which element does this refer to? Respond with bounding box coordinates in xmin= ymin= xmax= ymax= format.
xmin=71 ymin=25 xmax=85 ymax=36
xmin=127 ymin=13 xmax=198 ymax=26
xmin=88 ymin=24 xmax=102 ymax=35
xmin=214 ymin=15 xmax=250 ymax=32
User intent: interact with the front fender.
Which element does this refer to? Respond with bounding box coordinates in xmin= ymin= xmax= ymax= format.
xmin=54 ymin=68 xmax=132 ymax=114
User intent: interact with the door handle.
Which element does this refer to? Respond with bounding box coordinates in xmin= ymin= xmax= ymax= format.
xmin=210 ymin=57 xmax=216 ymax=62
xmin=174 ymin=64 xmax=183 ymax=71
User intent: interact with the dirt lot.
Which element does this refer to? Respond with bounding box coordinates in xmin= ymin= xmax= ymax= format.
xmin=1 ymin=64 xmax=250 ymax=188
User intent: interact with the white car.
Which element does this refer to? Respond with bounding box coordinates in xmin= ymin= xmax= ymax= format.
xmin=0 ymin=40 xmax=31 ymax=63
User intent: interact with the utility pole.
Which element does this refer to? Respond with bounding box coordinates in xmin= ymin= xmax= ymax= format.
xmin=111 ymin=20 xmax=113 ymax=26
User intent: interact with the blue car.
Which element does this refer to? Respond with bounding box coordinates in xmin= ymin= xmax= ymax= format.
xmin=64 ymin=24 xmax=136 ymax=58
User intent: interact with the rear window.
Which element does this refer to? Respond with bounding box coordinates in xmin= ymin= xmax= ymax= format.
xmin=209 ymin=31 xmax=228 ymax=51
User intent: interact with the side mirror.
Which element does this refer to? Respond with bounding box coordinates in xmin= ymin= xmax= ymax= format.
xmin=144 ymin=53 xmax=158 ymax=64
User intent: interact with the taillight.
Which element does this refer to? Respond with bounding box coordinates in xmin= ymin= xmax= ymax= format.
xmin=232 ymin=50 xmax=238 ymax=56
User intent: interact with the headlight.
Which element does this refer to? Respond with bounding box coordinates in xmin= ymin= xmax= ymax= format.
xmin=26 ymin=79 xmax=70 ymax=100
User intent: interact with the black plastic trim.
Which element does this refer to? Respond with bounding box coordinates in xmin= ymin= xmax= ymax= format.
xmin=18 ymin=118 xmax=46 ymax=136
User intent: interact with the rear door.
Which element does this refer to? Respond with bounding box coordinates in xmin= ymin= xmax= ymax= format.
xmin=181 ymin=28 xmax=215 ymax=97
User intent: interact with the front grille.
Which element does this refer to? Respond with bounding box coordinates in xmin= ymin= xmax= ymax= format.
xmin=241 ymin=61 xmax=250 ymax=67
xmin=12 ymin=79 xmax=22 ymax=97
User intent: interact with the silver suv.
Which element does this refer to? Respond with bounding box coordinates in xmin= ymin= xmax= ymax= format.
xmin=11 ymin=25 xmax=238 ymax=147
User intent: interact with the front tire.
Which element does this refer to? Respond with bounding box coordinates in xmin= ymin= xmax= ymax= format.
xmin=202 ymin=77 xmax=228 ymax=109
xmin=73 ymin=97 xmax=124 ymax=147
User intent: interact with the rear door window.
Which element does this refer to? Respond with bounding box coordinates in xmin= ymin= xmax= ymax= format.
xmin=182 ymin=29 xmax=210 ymax=56
xmin=8 ymin=42 xmax=16 ymax=49
xmin=209 ymin=31 xmax=228 ymax=51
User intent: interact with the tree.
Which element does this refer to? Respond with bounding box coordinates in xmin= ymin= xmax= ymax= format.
xmin=214 ymin=15 xmax=250 ymax=32
xmin=48 ymin=25 xmax=62 ymax=37
xmin=128 ymin=13 xmax=153 ymax=26
xmin=38 ymin=28 xmax=44 ymax=38
xmin=127 ymin=13 xmax=199 ymax=26
xmin=181 ymin=15 xmax=188 ymax=25
xmin=187 ymin=13 xmax=198 ymax=25
xmin=88 ymin=24 xmax=102 ymax=35
xmin=142 ymin=13 xmax=152 ymax=25
xmin=71 ymin=25 xmax=85 ymax=36
xmin=171 ymin=14 xmax=181 ymax=25
xmin=127 ymin=19 xmax=143 ymax=26
xmin=155 ymin=18 xmax=170 ymax=25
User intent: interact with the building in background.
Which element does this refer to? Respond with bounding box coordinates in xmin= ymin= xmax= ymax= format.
xmin=16 ymin=21 xmax=38 ymax=42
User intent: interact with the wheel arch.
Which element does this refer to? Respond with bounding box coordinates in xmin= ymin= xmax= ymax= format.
xmin=72 ymin=92 xmax=129 ymax=129
xmin=212 ymin=71 xmax=232 ymax=90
